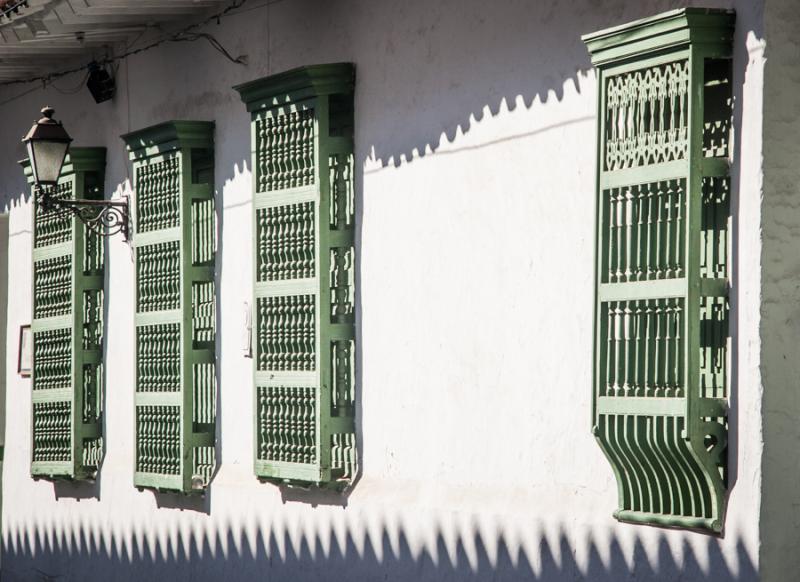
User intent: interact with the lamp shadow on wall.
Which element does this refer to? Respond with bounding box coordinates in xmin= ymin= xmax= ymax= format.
xmin=1 ymin=518 xmax=757 ymax=582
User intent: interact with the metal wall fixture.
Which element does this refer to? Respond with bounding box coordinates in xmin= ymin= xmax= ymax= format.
xmin=584 ymin=8 xmax=734 ymax=532
xmin=22 ymin=107 xmax=130 ymax=241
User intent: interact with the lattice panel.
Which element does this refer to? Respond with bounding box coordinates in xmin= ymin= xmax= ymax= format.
xmin=193 ymin=363 xmax=216 ymax=425
xmin=83 ymin=227 xmax=103 ymax=275
xmin=192 ymin=282 xmax=215 ymax=345
xmin=329 ymin=153 xmax=354 ymax=230
xmin=331 ymin=339 xmax=355 ymax=412
xmin=700 ymin=297 xmax=728 ymax=400
xmin=700 ymin=177 xmax=729 ymax=279
xmin=601 ymin=298 xmax=685 ymax=398
xmin=137 ymin=241 xmax=180 ymax=312
xmin=32 ymin=401 xmax=72 ymax=462
xmin=703 ymin=60 xmax=732 ymax=159
xmin=34 ymin=180 xmax=73 ymax=248
xmin=256 ymin=109 xmax=315 ymax=192
xmin=604 ymin=60 xmax=689 ymax=171
xmin=331 ymin=433 xmax=357 ymax=479
xmin=192 ymin=198 xmax=215 ymax=265
xmin=82 ymin=363 xmax=102 ymax=424
xmin=136 ymin=405 xmax=180 ymax=475
xmin=191 ymin=361 xmax=216 ymax=487
xmin=81 ymin=437 xmax=103 ymax=469
xmin=33 ymin=328 xmax=71 ymax=391
xmin=135 ymin=156 xmax=181 ymax=232
xmin=256 ymin=202 xmax=315 ymax=281
xmin=193 ymin=447 xmax=215 ymax=484
xmin=602 ymin=180 xmax=686 ymax=283
xmin=82 ymin=290 xmax=103 ymax=351
xmin=603 ymin=178 xmax=730 ymax=283
xmin=257 ymin=386 xmax=317 ymax=464
xmin=257 ymin=295 xmax=315 ymax=371
xmin=82 ymin=438 xmax=103 ymax=469
xmin=330 ymin=247 xmax=355 ymax=319
xmin=33 ymin=254 xmax=72 ymax=319
xmin=136 ymin=324 xmax=181 ymax=392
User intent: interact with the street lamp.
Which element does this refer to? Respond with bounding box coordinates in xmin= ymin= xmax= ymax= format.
xmin=22 ymin=106 xmax=130 ymax=241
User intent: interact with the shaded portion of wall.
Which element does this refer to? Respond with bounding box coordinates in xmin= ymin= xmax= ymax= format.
xmin=0 ymin=213 xmax=7 ymax=446
xmin=1 ymin=521 xmax=757 ymax=582
xmin=760 ymin=0 xmax=800 ymax=578
xmin=0 ymin=212 xmax=7 ymax=571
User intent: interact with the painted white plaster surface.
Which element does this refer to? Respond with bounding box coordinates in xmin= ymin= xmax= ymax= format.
xmin=0 ymin=0 xmax=768 ymax=580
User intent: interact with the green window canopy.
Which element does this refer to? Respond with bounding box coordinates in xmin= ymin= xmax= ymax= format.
xmin=23 ymin=147 xmax=106 ymax=481
xmin=584 ymin=8 xmax=734 ymax=532
xmin=235 ymin=63 xmax=357 ymax=489
xmin=122 ymin=121 xmax=216 ymax=494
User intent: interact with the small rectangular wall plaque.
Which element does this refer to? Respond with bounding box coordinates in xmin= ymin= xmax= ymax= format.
xmin=17 ymin=325 xmax=31 ymax=377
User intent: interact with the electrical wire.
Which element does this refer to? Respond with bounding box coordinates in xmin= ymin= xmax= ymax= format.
xmin=174 ymin=32 xmax=247 ymax=65
xmin=49 ymin=70 xmax=90 ymax=95
xmin=0 ymin=83 xmax=37 ymax=107
xmin=0 ymin=0 xmax=250 ymax=88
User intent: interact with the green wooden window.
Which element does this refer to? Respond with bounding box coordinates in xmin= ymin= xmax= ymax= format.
xmin=24 ymin=148 xmax=106 ymax=481
xmin=122 ymin=122 xmax=216 ymax=494
xmin=235 ymin=63 xmax=357 ymax=488
xmin=584 ymin=9 xmax=734 ymax=532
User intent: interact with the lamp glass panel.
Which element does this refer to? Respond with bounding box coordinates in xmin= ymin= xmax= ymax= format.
xmin=29 ymin=140 xmax=69 ymax=185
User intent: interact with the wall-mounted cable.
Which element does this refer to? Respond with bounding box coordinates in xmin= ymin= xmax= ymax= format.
xmin=0 ymin=0 xmax=250 ymax=88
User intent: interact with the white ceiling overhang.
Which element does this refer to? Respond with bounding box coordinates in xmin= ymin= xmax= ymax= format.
xmin=0 ymin=0 xmax=227 ymax=82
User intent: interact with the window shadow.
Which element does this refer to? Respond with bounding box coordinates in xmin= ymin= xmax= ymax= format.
xmin=1 ymin=516 xmax=758 ymax=581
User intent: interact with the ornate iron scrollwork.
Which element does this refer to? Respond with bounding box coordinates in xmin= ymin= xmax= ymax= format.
xmin=37 ymin=185 xmax=130 ymax=242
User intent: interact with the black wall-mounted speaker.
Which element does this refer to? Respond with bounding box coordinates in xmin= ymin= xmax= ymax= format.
xmin=86 ymin=62 xmax=115 ymax=103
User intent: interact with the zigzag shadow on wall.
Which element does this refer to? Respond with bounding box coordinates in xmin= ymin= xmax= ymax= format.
xmin=1 ymin=517 xmax=758 ymax=582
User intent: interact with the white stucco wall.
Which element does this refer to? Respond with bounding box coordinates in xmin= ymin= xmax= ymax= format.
xmin=0 ymin=1 xmax=768 ymax=580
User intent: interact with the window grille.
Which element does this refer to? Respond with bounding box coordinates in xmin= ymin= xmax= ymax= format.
xmin=25 ymin=148 xmax=106 ymax=480
xmin=123 ymin=122 xmax=216 ymax=494
xmin=236 ymin=64 xmax=357 ymax=488
xmin=584 ymin=8 xmax=734 ymax=532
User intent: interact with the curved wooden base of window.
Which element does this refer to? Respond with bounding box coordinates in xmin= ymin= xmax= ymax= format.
xmin=594 ymin=410 xmax=727 ymax=534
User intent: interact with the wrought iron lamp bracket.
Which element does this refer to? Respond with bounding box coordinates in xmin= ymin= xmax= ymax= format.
xmin=37 ymin=184 xmax=131 ymax=242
